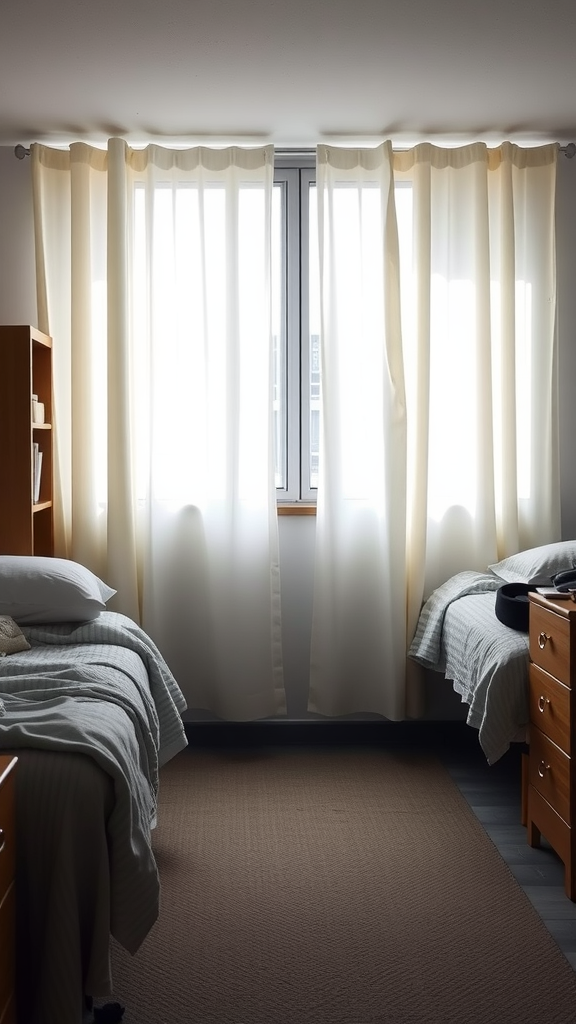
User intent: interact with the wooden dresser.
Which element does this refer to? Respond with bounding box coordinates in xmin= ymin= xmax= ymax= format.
xmin=0 ymin=756 xmax=17 ymax=1024
xmin=527 ymin=593 xmax=576 ymax=899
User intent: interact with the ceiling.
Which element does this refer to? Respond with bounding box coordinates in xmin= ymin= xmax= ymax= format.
xmin=3 ymin=0 xmax=576 ymax=150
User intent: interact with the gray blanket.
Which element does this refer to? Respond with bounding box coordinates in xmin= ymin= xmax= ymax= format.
xmin=0 ymin=610 xmax=188 ymax=953
xmin=409 ymin=572 xmax=530 ymax=763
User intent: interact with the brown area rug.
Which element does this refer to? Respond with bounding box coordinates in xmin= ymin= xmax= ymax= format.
xmin=107 ymin=746 xmax=576 ymax=1023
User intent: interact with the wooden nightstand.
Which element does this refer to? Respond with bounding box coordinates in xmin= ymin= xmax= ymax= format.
xmin=527 ymin=593 xmax=576 ymax=899
xmin=0 ymin=755 xmax=17 ymax=1024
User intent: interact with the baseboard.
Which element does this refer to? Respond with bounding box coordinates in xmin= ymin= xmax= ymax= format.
xmin=183 ymin=718 xmax=476 ymax=749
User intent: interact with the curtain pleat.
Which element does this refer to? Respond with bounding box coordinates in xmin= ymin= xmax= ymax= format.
xmin=309 ymin=143 xmax=408 ymax=720
xmin=106 ymin=138 xmax=140 ymax=621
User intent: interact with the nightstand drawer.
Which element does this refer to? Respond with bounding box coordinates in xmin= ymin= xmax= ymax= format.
xmin=530 ymin=725 xmax=570 ymax=823
xmin=0 ymin=770 xmax=15 ymax=902
xmin=530 ymin=604 xmax=571 ymax=685
xmin=529 ymin=664 xmax=570 ymax=752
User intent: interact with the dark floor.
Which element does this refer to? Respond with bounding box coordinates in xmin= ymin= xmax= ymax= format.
xmin=440 ymin=727 xmax=576 ymax=971
xmin=185 ymin=718 xmax=576 ymax=971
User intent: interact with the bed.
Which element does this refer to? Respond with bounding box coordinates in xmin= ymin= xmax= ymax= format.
xmin=0 ymin=555 xmax=188 ymax=1024
xmin=408 ymin=540 xmax=576 ymax=765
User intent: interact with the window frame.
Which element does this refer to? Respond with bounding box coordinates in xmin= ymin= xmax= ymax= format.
xmin=274 ymin=152 xmax=317 ymax=504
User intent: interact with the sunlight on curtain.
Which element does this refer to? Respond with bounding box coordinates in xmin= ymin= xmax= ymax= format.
xmin=30 ymin=137 xmax=558 ymax=724
xmin=394 ymin=142 xmax=559 ymax=617
xmin=32 ymin=140 xmax=285 ymax=719
xmin=309 ymin=141 xmax=558 ymax=720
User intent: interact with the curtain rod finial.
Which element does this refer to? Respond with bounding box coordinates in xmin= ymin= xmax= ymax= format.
xmin=14 ymin=144 xmax=30 ymax=160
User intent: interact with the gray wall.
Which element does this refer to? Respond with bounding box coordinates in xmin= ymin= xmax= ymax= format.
xmin=2 ymin=146 xmax=576 ymax=722
xmin=0 ymin=149 xmax=36 ymax=323
xmin=556 ymin=155 xmax=576 ymax=541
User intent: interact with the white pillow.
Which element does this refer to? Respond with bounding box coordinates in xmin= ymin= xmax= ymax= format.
xmin=0 ymin=556 xmax=116 ymax=624
xmin=488 ymin=541 xmax=576 ymax=584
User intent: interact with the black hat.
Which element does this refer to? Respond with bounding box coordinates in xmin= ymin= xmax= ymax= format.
xmin=494 ymin=582 xmax=534 ymax=632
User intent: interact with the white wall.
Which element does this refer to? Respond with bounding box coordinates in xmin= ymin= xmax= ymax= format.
xmin=2 ymin=146 xmax=576 ymax=721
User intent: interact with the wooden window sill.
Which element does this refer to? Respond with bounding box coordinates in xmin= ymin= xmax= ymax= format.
xmin=277 ymin=503 xmax=317 ymax=516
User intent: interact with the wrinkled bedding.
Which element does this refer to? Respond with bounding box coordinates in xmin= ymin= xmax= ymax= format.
xmin=0 ymin=611 xmax=188 ymax=1024
xmin=409 ymin=571 xmax=530 ymax=763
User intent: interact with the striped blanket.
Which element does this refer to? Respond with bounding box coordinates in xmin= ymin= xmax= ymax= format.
xmin=0 ymin=610 xmax=188 ymax=1021
xmin=409 ymin=572 xmax=530 ymax=763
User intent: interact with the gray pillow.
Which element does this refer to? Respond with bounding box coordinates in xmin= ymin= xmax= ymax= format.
xmin=488 ymin=541 xmax=576 ymax=584
xmin=0 ymin=555 xmax=116 ymax=624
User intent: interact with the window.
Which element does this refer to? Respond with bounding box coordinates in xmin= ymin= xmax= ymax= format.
xmin=273 ymin=157 xmax=317 ymax=502
xmin=274 ymin=157 xmax=413 ymax=503
xmin=129 ymin=155 xmax=413 ymax=507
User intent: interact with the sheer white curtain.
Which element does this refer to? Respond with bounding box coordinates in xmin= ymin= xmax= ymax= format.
xmin=397 ymin=143 xmax=559 ymax=618
xmin=309 ymin=143 xmax=408 ymax=720
xmin=309 ymin=141 xmax=559 ymax=719
xmin=32 ymin=139 xmax=286 ymax=719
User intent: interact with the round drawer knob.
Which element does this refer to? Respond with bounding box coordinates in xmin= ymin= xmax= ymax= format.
xmin=538 ymin=632 xmax=551 ymax=650
xmin=538 ymin=695 xmax=551 ymax=713
xmin=537 ymin=761 xmax=550 ymax=779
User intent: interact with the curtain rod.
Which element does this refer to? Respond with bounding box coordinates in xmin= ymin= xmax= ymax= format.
xmin=13 ymin=142 xmax=576 ymax=159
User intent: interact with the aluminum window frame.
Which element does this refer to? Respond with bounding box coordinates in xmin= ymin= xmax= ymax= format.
xmin=274 ymin=154 xmax=317 ymax=504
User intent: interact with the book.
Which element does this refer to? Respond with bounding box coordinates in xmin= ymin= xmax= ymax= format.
xmin=33 ymin=444 xmax=42 ymax=504
xmin=32 ymin=442 xmax=38 ymax=494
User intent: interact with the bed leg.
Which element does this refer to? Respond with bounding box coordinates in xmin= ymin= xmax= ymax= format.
xmin=521 ymin=752 xmax=529 ymax=827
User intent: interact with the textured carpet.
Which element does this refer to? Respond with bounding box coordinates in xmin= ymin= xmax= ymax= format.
xmin=106 ymin=745 xmax=576 ymax=1023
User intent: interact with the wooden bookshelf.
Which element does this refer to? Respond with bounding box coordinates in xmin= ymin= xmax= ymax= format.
xmin=0 ymin=326 xmax=54 ymax=556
